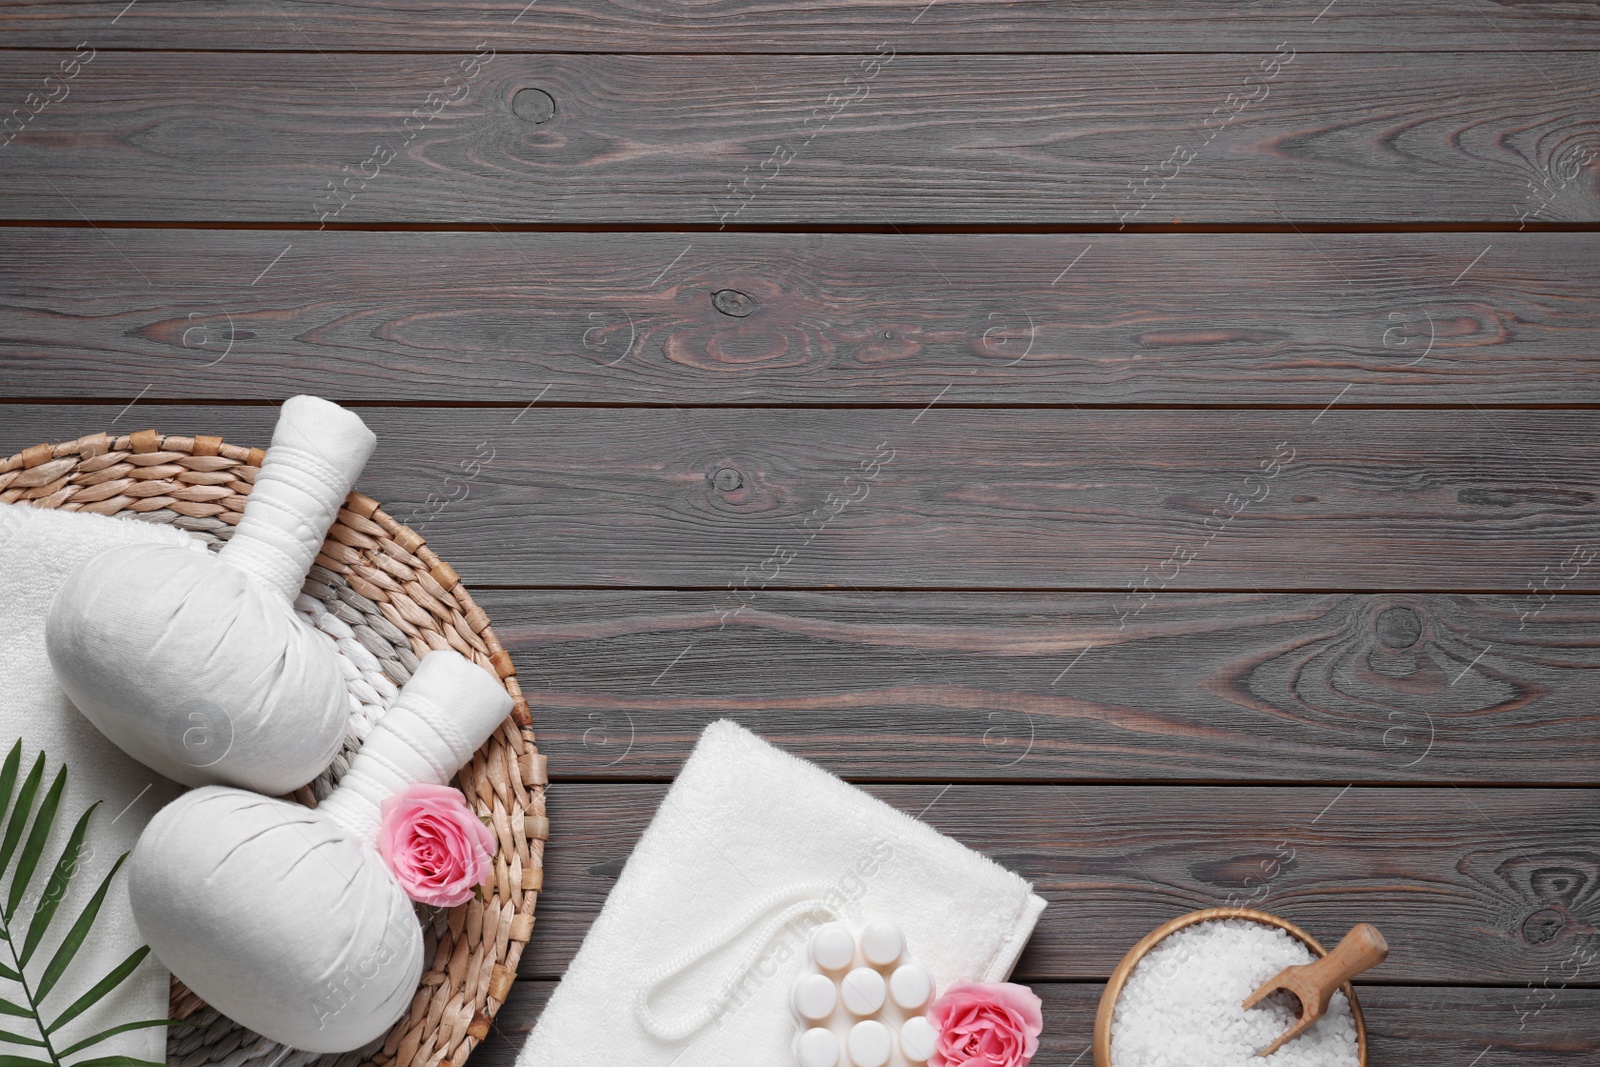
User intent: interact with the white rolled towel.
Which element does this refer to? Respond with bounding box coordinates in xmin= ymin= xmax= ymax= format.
xmin=46 ymin=395 xmax=377 ymax=793
xmin=128 ymin=650 xmax=513 ymax=1053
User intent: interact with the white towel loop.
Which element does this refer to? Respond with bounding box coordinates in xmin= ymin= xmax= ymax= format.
xmin=634 ymin=881 xmax=838 ymax=1042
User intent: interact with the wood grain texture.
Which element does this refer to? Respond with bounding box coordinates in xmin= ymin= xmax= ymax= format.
xmin=476 ymin=590 xmax=1600 ymax=784
xmin=2 ymin=52 xmax=1597 ymax=224
xmin=3 ymin=0 xmax=1593 ymax=1054
xmin=520 ymin=783 xmax=1600 ymax=985
xmin=474 ymin=981 xmax=1600 ymax=1066
xmin=5 ymin=229 xmax=1600 ymax=405
xmin=3 ymin=1 xmax=1599 ymax=53
xmin=5 ymin=405 xmax=1600 ymax=590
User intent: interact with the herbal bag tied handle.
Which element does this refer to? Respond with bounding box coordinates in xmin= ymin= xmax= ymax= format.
xmin=46 ymin=395 xmax=377 ymax=793
xmin=129 ymin=650 xmax=513 ymax=1054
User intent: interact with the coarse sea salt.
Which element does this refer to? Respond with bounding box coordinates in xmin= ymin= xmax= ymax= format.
xmin=1110 ymin=919 xmax=1361 ymax=1067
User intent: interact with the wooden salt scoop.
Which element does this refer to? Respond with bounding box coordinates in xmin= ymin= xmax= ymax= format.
xmin=1244 ymin=923 xmax=1388 ymax=1057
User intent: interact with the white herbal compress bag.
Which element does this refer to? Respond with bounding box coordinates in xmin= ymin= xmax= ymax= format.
xmin=45 ymin=396 xmax=377 ymax=794
xmin=129 ymin=650 xmax=513 ymax=1053
xmin=518 ymin=721 xmax=1047 ymax=1067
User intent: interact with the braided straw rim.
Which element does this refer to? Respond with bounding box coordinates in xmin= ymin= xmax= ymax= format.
xmin=0 ymin=428 xmax=547 ymax=1067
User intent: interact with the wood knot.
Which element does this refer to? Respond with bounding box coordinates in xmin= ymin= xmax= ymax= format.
xmin=1531 ymin=867 xmax=1588 ymax=903
xmin=712 ymin=289 xmax=756 ymax=317
xmin=712 ymin=467 xmax=743 ymax=491
xmin=1522 ymin=908 xmax=1565 ymax=944
xmin=513 ymin=87 xmax=556 ymax=124
xmin=1376 ymin=606 xmax=1422 ymax=649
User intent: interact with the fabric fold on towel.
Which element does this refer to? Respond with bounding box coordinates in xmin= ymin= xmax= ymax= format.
xmin=0 ymin=502 xmax=197 ymax=1064
xmin=519 ymin=719 xmax=1047 ymax=1067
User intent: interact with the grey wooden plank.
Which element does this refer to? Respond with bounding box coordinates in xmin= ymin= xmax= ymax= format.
xmin=475 ymin=590 xmax=1600 ymax=784
xmin=4 ymin=230 xmax=1599 ymax=405
xmin=1 ymin=52 xmax=1597 ymax=223
xmin=5 ymin=405 xmax=1600 ymax=591
xmin=3 ymin=0 xmax=1598 ymax=53
xmin=520 ymin=783 xmax=1600 ymax=986
xmin=474 ymin=981 xmax=1599 ymax=1067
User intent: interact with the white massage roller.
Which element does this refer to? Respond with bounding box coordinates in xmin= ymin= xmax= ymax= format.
xmin=791 ymin=919 xmax=939 ymax=1067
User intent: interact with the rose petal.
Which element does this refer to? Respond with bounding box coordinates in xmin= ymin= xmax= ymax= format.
xmin=378 ymin=783 xmax=495 ymax=907
xmin=928 ymin=981 xmax=1044 ymax=1067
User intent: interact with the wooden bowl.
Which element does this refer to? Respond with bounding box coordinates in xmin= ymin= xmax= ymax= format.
xmin=1 ymin=428 xmax=548 ymax=1067
xmin=1093 ymin=907 xmax=1369 ymax=1067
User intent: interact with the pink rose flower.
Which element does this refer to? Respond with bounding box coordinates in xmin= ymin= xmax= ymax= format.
xmin=928 ymin=981 xmax=1044 ymax=1067
xmin=378 ymin=783 xmax=496 ymax=907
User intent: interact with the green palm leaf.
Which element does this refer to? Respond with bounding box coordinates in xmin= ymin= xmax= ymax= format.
xmin=0 ymin=754 xmax=46 ymax=878
xmin=0 ymin=748 xmax=171 ymax=1067
xmin=0 ymin=744 xmax=23 ymax=834
xmin=8 ymin=766 xmax=68 ymax=923
xmin=54 ymin=1020 xmax=185 ymax=1059
xmin=46 ymin=947 xmax=149 ymax=1035
xmin=33 ymin=853 xmax=127 ymax=1004
xmin=20 ymin=803 xmax=99 ymax=967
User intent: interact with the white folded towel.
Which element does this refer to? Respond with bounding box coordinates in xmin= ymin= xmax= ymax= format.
xmin=0 ymin=502 xmax=198 ymax=1064
xmin=519 ymin=720 xmax=1047 ymax=1067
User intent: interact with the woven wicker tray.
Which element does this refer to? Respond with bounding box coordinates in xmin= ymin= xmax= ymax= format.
xmin=0 ymin=428 xmax=547 ymax=1067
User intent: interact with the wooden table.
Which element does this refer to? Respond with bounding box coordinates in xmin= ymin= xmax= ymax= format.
xmin=3 ymin=3 xmax=1598 ymax=1063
